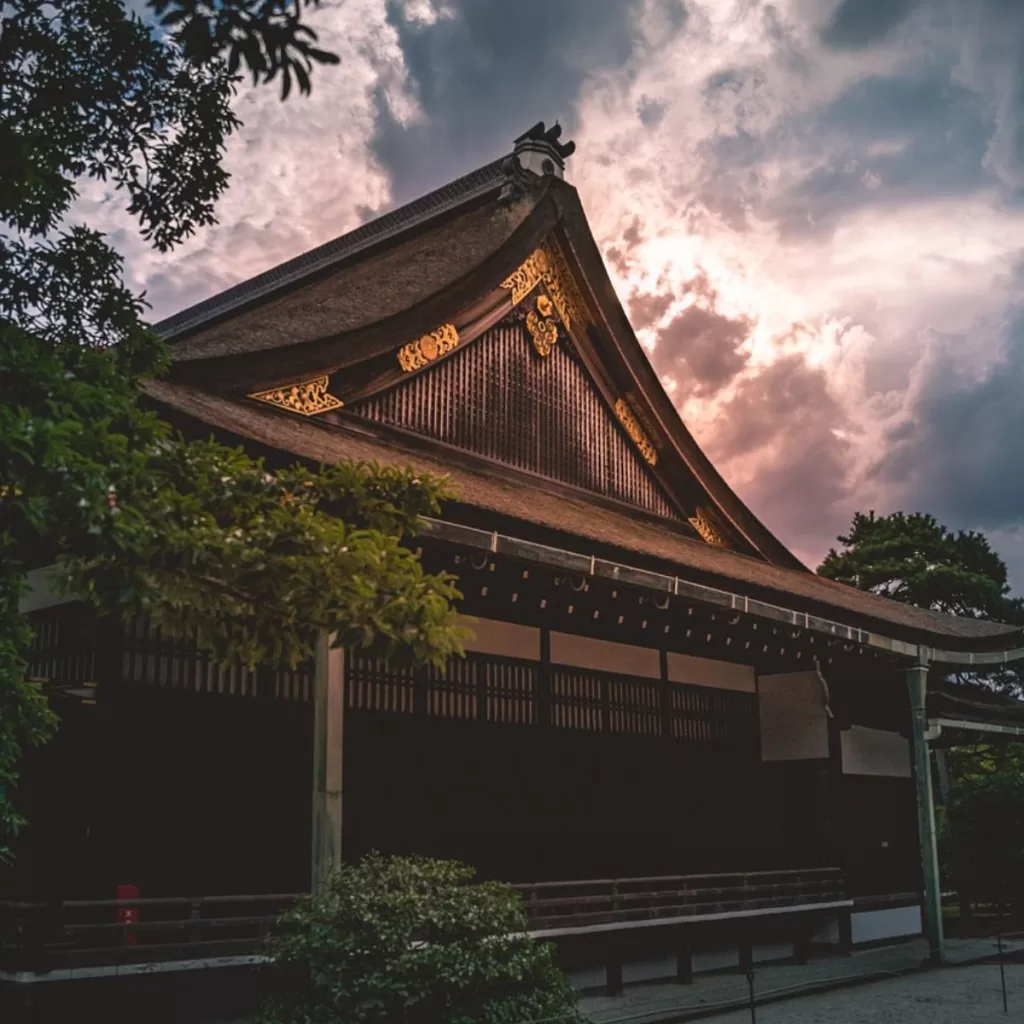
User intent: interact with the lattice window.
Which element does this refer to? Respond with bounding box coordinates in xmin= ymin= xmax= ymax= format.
xmin=26 ymin=604 xmax=97 ymax=686
xmin=27 ymin=606 xmax=314 ymax=702
xmin=349 ymin=652 xmax=755 ymax=744
xmin=350 ymin=322 xmax=680 ymax=519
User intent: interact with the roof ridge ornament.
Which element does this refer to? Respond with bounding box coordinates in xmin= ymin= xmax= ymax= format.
xmin=510 ymin=120 xmax=576 ymax=182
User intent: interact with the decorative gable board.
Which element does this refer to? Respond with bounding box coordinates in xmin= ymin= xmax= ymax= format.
xmin=348 ymin=320 xmax=681 ymax=520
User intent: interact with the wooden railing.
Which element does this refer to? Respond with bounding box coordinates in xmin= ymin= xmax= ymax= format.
xmin=513 ymin=867 xmax=848 ymax=935
xmin=1 ymin=869 xmax=847 ymax=977
xmin=0 ymin=893 xmax=298 ymax=975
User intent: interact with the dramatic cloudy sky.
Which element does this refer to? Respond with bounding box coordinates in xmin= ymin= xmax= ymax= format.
xmin=93 ymin=0 xmax=1024 ymax=582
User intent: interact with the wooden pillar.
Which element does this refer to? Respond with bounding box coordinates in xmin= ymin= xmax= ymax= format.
xmin=537 ymin=628 xmax=552 ymax=728
xmin=738 ymin=939 xmax=753 ymax=973
xmin=311 ymin=632 xmax=344 ymax=894
xmin=837 ymin=911 xmax=853 ymax=954
xmin=659 ymin=649 xmax=673 ymax=739
xmin=606 ymin=934 xmax=623 ymax=996
xmin=907 ymin=661 xmax=944 ymax=963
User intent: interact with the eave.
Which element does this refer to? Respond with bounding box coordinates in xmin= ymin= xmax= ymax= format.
xmin=142 ymin=379 xmax=1024 ymax=659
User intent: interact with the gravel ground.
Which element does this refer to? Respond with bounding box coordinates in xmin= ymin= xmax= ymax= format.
xmin=711 ymin=963 xmax=1024 ymax=1023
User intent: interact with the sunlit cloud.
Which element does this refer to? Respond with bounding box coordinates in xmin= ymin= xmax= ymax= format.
xmin=88 ymin=0 xmax=1024 ymax=586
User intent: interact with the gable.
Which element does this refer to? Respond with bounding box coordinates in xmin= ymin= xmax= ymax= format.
xmin=347 ymin=317 xmax=682 ymax=521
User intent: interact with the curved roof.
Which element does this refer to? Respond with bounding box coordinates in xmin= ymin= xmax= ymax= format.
xmin=156 ymin=157 xmax=511 ymax=343
xmin=147 ymin=130 xmax=1023 ymax=653
xmin=144 ymin=379 xmax=1022 ymax=652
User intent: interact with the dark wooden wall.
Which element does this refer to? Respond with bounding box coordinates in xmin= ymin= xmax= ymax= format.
xmin=350 ymin=321 xmax=680 ymax=519
xmin=830 ymin=666 xmax=920 ymax=897
xmin=7 ymin=606 xmax=313 ymax=900
xmin=10 ymin=600 xmax=912 ymax=900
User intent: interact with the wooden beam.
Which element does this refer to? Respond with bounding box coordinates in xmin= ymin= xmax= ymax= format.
xmin=907 ymin=662 xmax=944 ymax=963
xmin=311 ymin=633 xmax=344 ymax=893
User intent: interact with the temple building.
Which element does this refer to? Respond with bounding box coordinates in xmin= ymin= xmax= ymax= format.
xmin=7 ymin=123 xmax=1024 ymax=995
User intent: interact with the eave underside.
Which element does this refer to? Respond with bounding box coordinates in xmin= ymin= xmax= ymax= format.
xmin=144 ymin=379 xmax=1023 ymax=654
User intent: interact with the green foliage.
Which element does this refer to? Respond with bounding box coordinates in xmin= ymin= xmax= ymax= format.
xmin=64 ymin=448 xmax=465 ymax=670
xmin=1 ymin=1 xmax=465 ymax=863
xmin=821 ymin=512 xmax=1024 ymax=903
xmin=818 ymin=511 xmax=1022 ymax=621
xmin=149 ymin=1 xmax=341 ymax=99
xmin=944 ymin=766 xmax=1024 ymax=906
xmin=259 ymin=855 xmax=581 ymax=1024
xmin=818 ymin=510 xmax=1024 ymax=697
xmin=1 ymin=0 xmax=240 ymax=250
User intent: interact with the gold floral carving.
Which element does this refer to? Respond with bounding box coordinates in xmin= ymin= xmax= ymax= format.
xmin=501 ymin=248 xmax=548 ymax=305
xmin=526 ymin=297 xmax=560 ymax=357
xmin=689 ymin=509 xmax=726 ymax=547
xmin=543 ymin=242 xmax=586 ymax=331
xmin=248 ymin=376 xmax=343 ymax=416
xmin=397 ymin=323 xmax=460 ymax=372
xmin=613 ymin=397 xmax=658 ymax=466
xmin=500 ymin=241 xmax=586 ymax=332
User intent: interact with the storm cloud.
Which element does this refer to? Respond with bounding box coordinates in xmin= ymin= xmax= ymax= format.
xmin=85 ymin=0 xmax=1024 ymax=584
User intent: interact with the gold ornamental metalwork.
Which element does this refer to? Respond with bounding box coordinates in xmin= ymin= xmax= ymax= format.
xmin=614 ymin=397 xmax=658 ymax=466
xmin=689 ymin=509 xmax=726 ymax=547
xmin=248 ymin=376 xmax=343 ymax=416
xmin=397 ymin=322 xmax=460 ymax=372
xmin=500 ymin=241 xmax=586 ymax=332
xmin=525 ymin=294 xmax=560 ymax=356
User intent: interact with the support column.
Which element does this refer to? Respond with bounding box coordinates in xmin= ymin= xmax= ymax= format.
xmin=906 ymin=662 xmax=944 ymax=963
xmin=311 ymin=632 xmax=344 ymax=894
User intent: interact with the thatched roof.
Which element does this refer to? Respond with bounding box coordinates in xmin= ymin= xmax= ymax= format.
xmin=156 ymin=158 xmax=511 ymax=345
xmin=145 ymin=379 xmax=1022 ymax=651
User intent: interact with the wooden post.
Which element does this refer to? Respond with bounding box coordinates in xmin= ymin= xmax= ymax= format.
xmin=907 ymin=661 xmax=944 ymax=964
xmin=606 ymin=934 xmax=623 ymax=996
xmin=837 ymin=911 xmax=853 ymax=955
xmin=537 ymin=629 xmax=552 ymax=728
xmin=659 ymin=649 xmax=673 ymax=739
xmin=739 ymin=939 xmax=753 ymax=972
xmin=311 ymin=632 xmax=344 ymax=894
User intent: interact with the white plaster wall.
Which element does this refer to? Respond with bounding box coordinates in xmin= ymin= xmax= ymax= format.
xmin=457 ymin=616 xmax=540 ymax=660
xmin=841 ymin=726 xmax=911 ymax=778
xmin=758 ymin=671 xmax=830 ymax=761
xmin=19 ymin=565 xmax=72 ymax=613
xmin=851 ymin=905 xmax=922 ymax=944
xmin=549 ymin=632 xmax=661 ymax=678
xmin=666 ymin=652 xmax=756 ymax=693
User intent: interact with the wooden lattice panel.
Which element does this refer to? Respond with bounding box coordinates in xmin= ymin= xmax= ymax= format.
xmin=350 ymin=322 xmax=679 ymax=520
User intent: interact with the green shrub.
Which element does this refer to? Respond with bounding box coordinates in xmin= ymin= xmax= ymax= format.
xmin=258 ymin=854 xmax=581 ymax=1024
xmin=945 ymin=770 xmax=1024 ymax=907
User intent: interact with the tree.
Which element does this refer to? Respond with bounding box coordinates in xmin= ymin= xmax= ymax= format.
xmin=150 ymin=1 xmax=341 ymax=99
xmin=0 ymin=1 xmax=464 ymax=861
xmin=820 ymin=512 xmax=1024 ymax=908
xmin=259 ymin=854 xmax=581 ymax=1024
xmin=818 ymin=511 xmax=1022 ymax=620
xmin=818 ymin=511 xmax=1024 ymax=696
